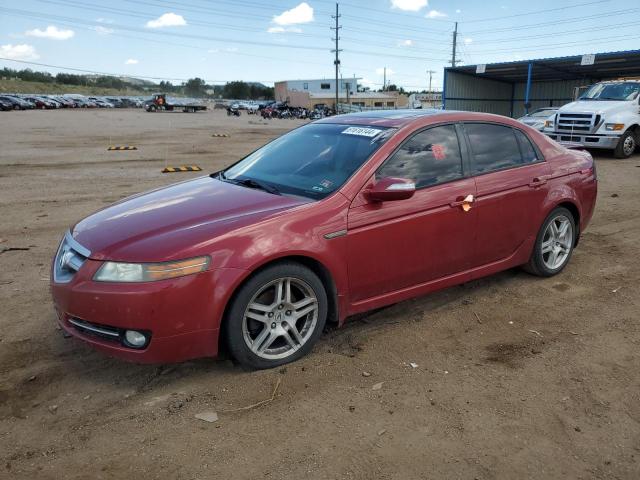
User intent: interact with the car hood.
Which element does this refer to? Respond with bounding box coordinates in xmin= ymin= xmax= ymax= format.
xmin=558 ymin=100 xmax=631 ymax=115
xmin=72 ymin=177 xmax=311 ymax=262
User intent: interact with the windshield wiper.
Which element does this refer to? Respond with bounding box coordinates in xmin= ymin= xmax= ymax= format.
xmin=221 ymin=175 xmax=281 ymax=195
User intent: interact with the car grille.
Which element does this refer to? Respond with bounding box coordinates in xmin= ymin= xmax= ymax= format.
xmin=556 ymin=113 xmax=601 ymax=134
xmin=53 ymin=231 xmax=91 ymax=283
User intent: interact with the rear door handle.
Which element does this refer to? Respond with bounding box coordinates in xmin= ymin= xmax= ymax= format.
xmin=528 ymin=176 xmax=548 ymax=188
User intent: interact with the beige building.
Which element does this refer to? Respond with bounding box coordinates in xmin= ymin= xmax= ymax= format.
xmin=274 ymin=79 xmax=408 ymax=110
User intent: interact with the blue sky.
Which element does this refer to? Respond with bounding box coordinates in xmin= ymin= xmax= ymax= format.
xmin=1 ymin=0 xmax=639 ymax=90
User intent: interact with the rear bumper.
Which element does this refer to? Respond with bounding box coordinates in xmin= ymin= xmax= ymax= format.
xmin=50 ymin=260 xmax=248 ymax=363
xmin=545 ymin=132 xmax=620 ymax=149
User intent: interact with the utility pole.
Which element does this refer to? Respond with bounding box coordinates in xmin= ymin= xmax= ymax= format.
xmin=451 ymin=22 xmax=458 ymax=67
xmin=331 ymin=3 xmax=342 ymax=112
xmin=426 ymin=69 xmax=436 ymax=107
xmin=383 ymin=67 xmax=386 ymax=92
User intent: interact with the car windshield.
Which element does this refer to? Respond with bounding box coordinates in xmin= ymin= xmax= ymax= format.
xmin=529 ymin=109 xmax=555 ymax=118
xmin=579 ymin=82 xmax=640 ymax=101
xmin=222 ymin=123 xmax=395 ymax=200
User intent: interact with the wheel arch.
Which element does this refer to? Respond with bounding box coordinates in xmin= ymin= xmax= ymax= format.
xmin=555 ymin=200 xmax=581 ymax=247
xmin=217 ymin=254 xmax=340 ymax=352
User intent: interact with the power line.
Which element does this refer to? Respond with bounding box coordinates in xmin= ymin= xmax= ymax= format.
xmin=460 ymin=0 xmax=609 ymax=23
xmin=463 ymin=20 xmax=640 ymax=45
xmin=0 ymin=57 xmax=438 ymax=90
xmin=0 ymin=7 xmax=450 ymax=62
xmin=464 ymin=8 xmax=640 ymax=35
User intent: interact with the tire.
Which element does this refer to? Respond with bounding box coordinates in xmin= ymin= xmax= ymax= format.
xmin=524 ymin=207 xmax=576 ymax=277
xmin=224 ymin=262 xmax=327 ymax=369
xmin=614 ymin=129 xmax=637 ymax=159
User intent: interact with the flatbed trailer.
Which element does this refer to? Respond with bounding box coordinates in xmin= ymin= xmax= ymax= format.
xmin=144 ymin=94 xmax=207 ymax=113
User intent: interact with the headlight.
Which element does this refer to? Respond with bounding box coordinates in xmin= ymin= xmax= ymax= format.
xmin=544 ymin=120 xmax=553 ymax=128
xmin=94 ymin=256 xmax=210 ymax=282
xmin=605 ymin=123 xmax=625 ymax=131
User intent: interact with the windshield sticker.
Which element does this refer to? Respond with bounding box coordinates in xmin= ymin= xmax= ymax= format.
xmin=342 ymin=126 xmax=383 ymax=137
xmin=319 ymin=179 xmax=334 ymax=189
xmin=431 ymin=144 xmax=446 ymax=160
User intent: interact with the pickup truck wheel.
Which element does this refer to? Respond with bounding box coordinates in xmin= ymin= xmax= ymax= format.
xmin=224 ymin=262 xmax=327 ymax=370
xmin=524 ymin=207 xmax=576 ymax=277
xmin=614 ymin=130 xmax=636 ymax=159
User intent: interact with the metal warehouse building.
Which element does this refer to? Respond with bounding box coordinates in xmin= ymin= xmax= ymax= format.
xmin=443 ymin=49 xmax=640 ymax=118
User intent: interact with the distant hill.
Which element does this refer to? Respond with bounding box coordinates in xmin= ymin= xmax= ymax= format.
xmin=85 ymin=74 xmax=156 ymax=87
xmin=0 ymin=79 xmax=148 ymax=96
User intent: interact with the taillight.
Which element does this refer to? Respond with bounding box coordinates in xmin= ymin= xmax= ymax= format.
xmin=580 ymin=156 xmax=597 ymax=181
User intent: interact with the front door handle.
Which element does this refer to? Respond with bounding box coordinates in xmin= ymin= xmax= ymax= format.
xmin=450 ymin=194 xmax=474 ymax=211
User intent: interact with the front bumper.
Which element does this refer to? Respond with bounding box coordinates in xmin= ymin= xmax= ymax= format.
xmin=51 ymin=258 xmax=248 ymax=363
xmin=545 ymin=132 xmax=620 ymax=149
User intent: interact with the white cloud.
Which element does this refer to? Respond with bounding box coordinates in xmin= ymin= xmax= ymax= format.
xmin=267 ymin=26 xmax=302 ymax=33
xmin=0 ymin=44 xmax=39 ymax=60
xmin=390 ymin=0 xmax=428 ymax=12
xmin=272 ymin=2 xmax=314 ymax=25
xmin=92 ymin=25 xmax=114 ymax=35
xmin=125 ymin=58 xmax=139 ymax=65
xmin=455 ymin=9 xmax=461 ymax=13
xmin=96 ymin=18 xmax=113 ymax=24
xmin=225 ymin=47 xmax=238 ymax=52
xmin=425 ymin=10 xmax=447 ymax=18
xmin=25 ymin=25 xmax=74 ymax=40
xmin=464 ymin=37 xmax=472 ymax=45
xmin=397 ymin=39 xmax=413 ymax=47
xmin=146 ymin=13 xmax=187 ymax=28
xmin=359 ymin=77 xmax=376 ymax=90
xmin=375 ymin=67 xmax=395 ymax=76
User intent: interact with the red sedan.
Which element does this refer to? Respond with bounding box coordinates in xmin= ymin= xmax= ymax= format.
xmin=51 ymin=110 xmax=597 ymax=369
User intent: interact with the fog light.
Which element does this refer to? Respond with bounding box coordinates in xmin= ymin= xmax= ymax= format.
xmin=124 ymin=330 xmax=147 ymax=348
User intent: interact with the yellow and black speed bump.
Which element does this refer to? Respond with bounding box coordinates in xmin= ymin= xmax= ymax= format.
xmin=211 ymin=133 xmax=230 ymax=137
xmin=162 ymin=165 xmax=202 ymax=173
xmin=107 ymin=146 xmax=138 ymax=151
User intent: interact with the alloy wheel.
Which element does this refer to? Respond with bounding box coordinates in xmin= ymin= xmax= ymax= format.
xmin=541 ymin=214 xmax=573 ymax=270
xmin=242 ymin=277 xmax=319 ymax=360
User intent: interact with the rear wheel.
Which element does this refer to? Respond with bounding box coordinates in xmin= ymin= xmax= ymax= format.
xmin=524 ymin=207 xmax=576 ymax=277
xmin=225 ymin=262 xmax=327 ymax=369
xmin=614 ymin=130 xmax=637 ymax=159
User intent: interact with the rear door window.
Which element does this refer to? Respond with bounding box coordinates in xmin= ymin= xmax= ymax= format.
xmin=514 ymin=129 xmax=539 ymax=164
xmin=465 ymin=123 xmax=522 ymax=173
xmin=377 ymin=124 xmax=464 ymax=188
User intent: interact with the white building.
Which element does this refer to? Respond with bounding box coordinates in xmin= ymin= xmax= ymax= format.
xmin=275 ymin=78 xmax=361 ymax=100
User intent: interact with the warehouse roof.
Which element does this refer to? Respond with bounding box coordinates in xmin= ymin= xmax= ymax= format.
xmin=448 ymin=49 xmax=640 ymax=83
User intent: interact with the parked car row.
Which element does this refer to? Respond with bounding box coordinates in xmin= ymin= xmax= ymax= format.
xmin=0 ymin=94 xmax=146 ymax=111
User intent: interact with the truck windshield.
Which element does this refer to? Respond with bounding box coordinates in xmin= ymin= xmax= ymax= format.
xmin=579 ymin=82 xmax=640 ymax=101
xmin=221 ymin=123 xmax=395 ymax=200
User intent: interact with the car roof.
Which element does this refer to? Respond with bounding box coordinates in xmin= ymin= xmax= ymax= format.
xmin=317 ymin=109 xmax=520 ymax=128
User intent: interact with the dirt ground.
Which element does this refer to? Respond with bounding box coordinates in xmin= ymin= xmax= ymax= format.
xmin=0 ymin=108 xmax=639 ymax=480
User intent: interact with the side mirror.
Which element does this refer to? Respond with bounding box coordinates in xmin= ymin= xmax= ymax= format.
xmin=365 ymin=177 xmax=416 ymax=202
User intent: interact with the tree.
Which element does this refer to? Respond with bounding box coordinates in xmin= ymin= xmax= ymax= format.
xmin=184 ymin=77 xmax=206 ymax=97
xmin=223 ymin=81 xmax=250 ymax=99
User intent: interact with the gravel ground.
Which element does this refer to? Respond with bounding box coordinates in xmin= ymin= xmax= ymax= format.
xmin=0 ymin=108 xmax=639 ymax=480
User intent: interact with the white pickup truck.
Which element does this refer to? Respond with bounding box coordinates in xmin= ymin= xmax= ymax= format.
xmin=544 ymin=80 xmax=640 ymax=158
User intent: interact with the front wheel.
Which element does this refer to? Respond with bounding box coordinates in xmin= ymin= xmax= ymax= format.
xmin=614 ymin=130 xmax=637 ymax=159
xmin=524 ymin=207 xmax=576 ymax=277
xmin=224 ymin=262 xmax=327 ymax=369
